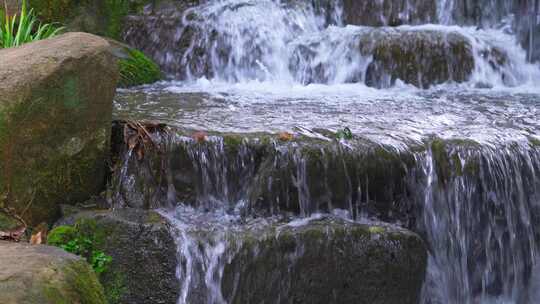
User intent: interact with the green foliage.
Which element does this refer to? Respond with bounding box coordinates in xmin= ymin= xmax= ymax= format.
xmin=47 ymin=225 xmax=77 ymax=245
xmin=91 ymin=251 xmax=112 ymax=274
xmin=0 ymin=0 xmax=64 ymax=48
xmin=119 ymin=48 xmax=162 ymax=87
xmin=105 ymin=0 xmax=130 ymax=39
xmin=48 ymin=222 xmax=112 ymax=275
xmin=336 ymin=127 xmax=353 ymax=140
xmin=28 ymin=0 xmax=72 ymax=24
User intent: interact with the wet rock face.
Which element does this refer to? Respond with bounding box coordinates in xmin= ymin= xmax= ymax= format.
xmin=342 ymin=0 xmax=437 ymax=26
xmin=0 ymin=32 xmax=118 ymax=227
xmin=110 ymin=124 xmax=416 ymax=224
xmin=122 ymin=0 xmax=203 ymax=77
xmin=0 ymin=241 xmax=106 ymax=304
xmin=361 ymin=28 xmax=475 ymax=88
xmin=56 ymin=209 xmax=180 ymax=304
xmin=221 ymin=218 xmax=427 ymax=304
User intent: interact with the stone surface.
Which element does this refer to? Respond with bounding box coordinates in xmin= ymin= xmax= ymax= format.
xmin=109 ymin=124 xmax=416 ymax=223
xmin=0 ymin=241 xmax=106 ymax=304
xmin=221 ymin=218 xmax=428 ymax=304
xmin=55 ymin=208 xmax=179 ymax=304
xmin=360 ymin=28 xmax=475 ymax=88
xmin=291 ymin=27 xmax=478 ymax=88
xmin=0 ymin=32 xmax=118 ymax=226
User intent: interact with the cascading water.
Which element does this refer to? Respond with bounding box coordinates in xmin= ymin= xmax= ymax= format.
xmin=124 ymin=0 xmax=540 ymax=87
xmin=114 ymin=0 xmax=540 ymax=303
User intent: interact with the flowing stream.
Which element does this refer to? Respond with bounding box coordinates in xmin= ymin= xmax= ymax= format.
xmin=114 ymin=0 xmax=540 ymax=303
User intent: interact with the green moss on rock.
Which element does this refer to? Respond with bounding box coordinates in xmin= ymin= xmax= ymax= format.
xmin=0 ymin=242 xmax=106 ymax=304
xmin=0 ymin=33 xmax=117 ymax=227
xmin=43 ymin=260 xmax=107 ymax=304
xmin=53 ymin=209 xmax=179 ymax=303
xmin=119 ymin=48 xmax=162 ymax=87
xmin=47 ymin=225 xmax=77 ymax=246
xmin=221 ymin=218 xmax=427 ymax=304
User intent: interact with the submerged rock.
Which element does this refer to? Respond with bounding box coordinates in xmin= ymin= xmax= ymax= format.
xmin=0 ymin=241 xmax=106 ymax=304
xmin=0 ymin=32 xmax=118 ymax=226
xmin=54 ymin=208 xmax=179 ymax=304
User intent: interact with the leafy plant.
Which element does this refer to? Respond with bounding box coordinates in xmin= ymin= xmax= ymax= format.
xmin=48 ymin=221 xmax=112 ymax=274
xmin=119 ymin=48 xmax=162 ymax=87
xmin=0 ymin=0 xmax=64 ymax=49
xmin=336 ymin=127 xmax=353 ymax=140
xmin=91 ymin=250 xmax=113 ymax=274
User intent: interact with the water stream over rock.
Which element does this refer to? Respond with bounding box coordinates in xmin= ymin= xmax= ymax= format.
xmin=113 ymin=0 xmax=540 ymax=303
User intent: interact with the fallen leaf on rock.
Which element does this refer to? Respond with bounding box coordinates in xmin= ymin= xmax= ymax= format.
xmin=279 ymin=132 xmax=294 ymax=141
xmin=30 ymin=223 xmax=48 ymax=245
xmin=30 ymin=231 xmax=43 ymax=245
xmin=192 ymin=131 xmax=208 ymax=143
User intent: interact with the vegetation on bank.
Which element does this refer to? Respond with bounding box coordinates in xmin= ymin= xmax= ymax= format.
xmin=47 ymin=218 xmax=126 ymax=303
xmin=0 ymin=0 xmax=63 ymax=48
xmin=28 ymin=0 xmax=151 ymax=39
xmin=48 ymin=219 xmax=112 ymax=275
xmin=119 ymin=48 xmax=162 ymax=87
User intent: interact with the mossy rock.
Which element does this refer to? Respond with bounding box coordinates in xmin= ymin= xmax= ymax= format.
xmin=0 ymin=241 xmax=106 ymax=304
xmin=53 ymin=208 xmax=179 ymax=304
xmin=0 ymin=33 xmax=118 ymax=227
xmin=106 ymin=38 xmax=162 ymax=87
xmin=361 ymin=28 xmax=475 ymax=88
xmin=118 ymin=48 xmax=162 ymax=87
xmin=180 ymin=217 xmax=428 ymax=304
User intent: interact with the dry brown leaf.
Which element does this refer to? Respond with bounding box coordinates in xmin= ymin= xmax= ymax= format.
xmin=192 ymin=131 xmax=208 ymax=143
xmin=30 ymin=223 xmax=48 ymax=245
xmin=30 ymin=231 xmax=43 ymax=245
xmin=278 ymin=132 xmax=294 ymax=141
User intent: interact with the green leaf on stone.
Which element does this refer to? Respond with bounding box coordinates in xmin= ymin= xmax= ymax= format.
xmin=336 ymin=127 xmax=353 ymax=140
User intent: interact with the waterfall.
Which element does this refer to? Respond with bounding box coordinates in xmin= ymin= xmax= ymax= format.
xmin=414 ymin=143 xmax=540 ymax=303
xmin=114 ymin=0 xmax=540 ymax=303
xmin=124 ymin=0 xmax=540 ymax=87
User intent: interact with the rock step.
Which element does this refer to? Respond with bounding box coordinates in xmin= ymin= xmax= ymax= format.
xmin=110 ymin=122 xmax=540 ymax=226
xmin=53 ymin=208 xmax=427 ymax=304
xmin=54 ymin=208 xmax=179 ymax=304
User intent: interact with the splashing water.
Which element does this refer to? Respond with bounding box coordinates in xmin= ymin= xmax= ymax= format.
xmin=124 ymin=0 xmax=540 ymax=88
xmin=116 ymin=1 xmax=540 ymax=303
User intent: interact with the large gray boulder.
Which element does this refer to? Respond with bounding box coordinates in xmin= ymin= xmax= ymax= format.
xmin=0 ymin=241 xmax=106 ymax=304
xmin=0 ymin=32 xmax=118 ymax=227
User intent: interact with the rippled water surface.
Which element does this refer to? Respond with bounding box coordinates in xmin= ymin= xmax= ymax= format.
xmin=115 ymin=82 xmax=540 ymax=147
